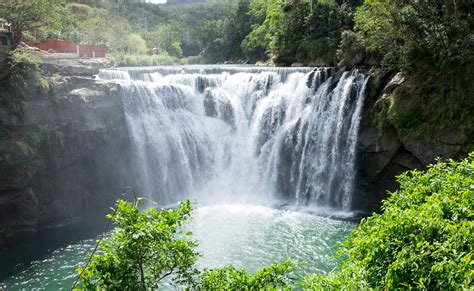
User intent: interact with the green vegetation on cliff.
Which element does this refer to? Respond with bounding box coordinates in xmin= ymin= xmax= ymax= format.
xmin=76 ymin=154 xmax=474 ymax=289
xmin=0 ymin=50 xmax=56 ymax=121
xmin=356 ymin=0 xmax=473 ymax=141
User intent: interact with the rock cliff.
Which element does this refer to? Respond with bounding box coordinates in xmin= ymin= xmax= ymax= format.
xmin=352 ymin=72 xmax=471 ymax=213
xmin=0 ymin=60 xmax=133 ymax=247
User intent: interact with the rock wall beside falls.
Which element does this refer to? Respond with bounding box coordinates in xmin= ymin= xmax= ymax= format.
xmin=0 ymin=61 xmax=133 ymax=247
xmin=352 ymin=72 xmax=472 ymax=213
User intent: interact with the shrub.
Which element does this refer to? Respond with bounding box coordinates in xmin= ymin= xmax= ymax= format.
xmin=303 ymin=154 xmax=474 ymax=289
xmin=337 ymin=30 xmax=365 ymax=66
xmin=198 ymin=260 xmax=298 ymax=290
xmin=76 ymin=199 xmax=199 ymax=289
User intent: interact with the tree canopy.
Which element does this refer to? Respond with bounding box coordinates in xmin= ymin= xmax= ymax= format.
xmin=0 ymin=0 xmax=68 ymax=46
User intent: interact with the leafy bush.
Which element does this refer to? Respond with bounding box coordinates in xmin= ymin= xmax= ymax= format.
xmin=337 ymin=30 xmax=365 ymax=66
xmin=198 ymin=260 xmax=298 ymax=290
xmin=303 ymin=154 xmax=474 ymax=289
xmin=76 ymin=199 xmax=199 ymax=289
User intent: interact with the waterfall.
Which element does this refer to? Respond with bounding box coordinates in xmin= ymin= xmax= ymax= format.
xmin=98 ymin=65 xmax=369 ymax=211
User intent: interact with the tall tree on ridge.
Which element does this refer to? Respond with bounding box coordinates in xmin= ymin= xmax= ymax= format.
xmin=0 ymin=0 xmax=68 ymax=46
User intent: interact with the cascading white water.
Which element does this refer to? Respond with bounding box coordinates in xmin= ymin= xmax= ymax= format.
xmin=98 ymin=65 xmax=369 ymax=211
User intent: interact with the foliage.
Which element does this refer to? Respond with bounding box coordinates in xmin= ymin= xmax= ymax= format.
xmin=193 ymin=0 xmax=259 ymax=62
xmin=166 ymin=0 xmax=236 ymax=57
xmin=240 ymin=0 xmax=362 ymax=65
xmin=195 ymin=19 xmax=228 ymax=62
xmin=384 ymin=79 xmax=473 ymax=140
xmin=198 ymin=259 xmax=298 ymax=289
xmin=147 ymin=22 xmax=185 ymax=57
xmin=355 ymin=0 xmax=473 ymax=140
xmin=76 ymin=199 xmax=199 ymax=289
xmin=0 ymin=0 xmax=69 ymax=46
xmin=125 ymin=34 xmax=149 ymax=55
xmin=337 ymin=30 xmax=365 ymax=66
xmin=75 ymin=154 xmax=474 ymax=289
xmin=302 ymin=154 xmax=474 ymax=289
xmin=355 ymin=0 xmax=473 ymax=75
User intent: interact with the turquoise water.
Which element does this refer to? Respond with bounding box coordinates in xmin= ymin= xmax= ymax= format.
xmin=1 ymin=205 xmax=354 ymax=290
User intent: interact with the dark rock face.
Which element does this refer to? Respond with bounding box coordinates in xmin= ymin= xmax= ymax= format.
xmin=0 ymin=69 xmax=132 ymax=247
xmin=0 ymin=189 xmax=39 ymax=246
xmin=352 ymin=72 xmax=470 ymax=213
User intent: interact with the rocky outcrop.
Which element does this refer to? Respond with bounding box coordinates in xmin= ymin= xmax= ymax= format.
xmin=43 ymin=58 xmax=110 ymax=77
xmin=352 ymin=72 xmax=471 ymax=213
xmin=0 ymin=62 xmax=132 ymax=247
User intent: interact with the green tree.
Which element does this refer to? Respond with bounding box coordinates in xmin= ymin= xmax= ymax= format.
xmin=0 ymin=0 xmax=68 ymax=46
xmin=354 ymin=0 xmax=473 ymax=140
xmin=76 ymin=199 xmax=199 ymax=289
xmin=355 ymin=0 xmax=473 ymax=74
xmin=242 ymin=0 xmax=282 ymax=62
xmin=195 ymin=19 xmax=228 ymax=62
xmin=302 ymin=154 xmax=474 ymax=289
xmin=125 ymin=33 xmax=149 ymax=55
xmin=221 ymin=0 xmax=257 ymax=61
xmin=242 ymin=0 xmax=361 ymax=65
xmin=148 ymin=22 xmax=185 ymax=57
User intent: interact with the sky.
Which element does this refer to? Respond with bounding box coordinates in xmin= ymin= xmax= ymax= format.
xmin=149 ymin=0 xmax=167 ymax=3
